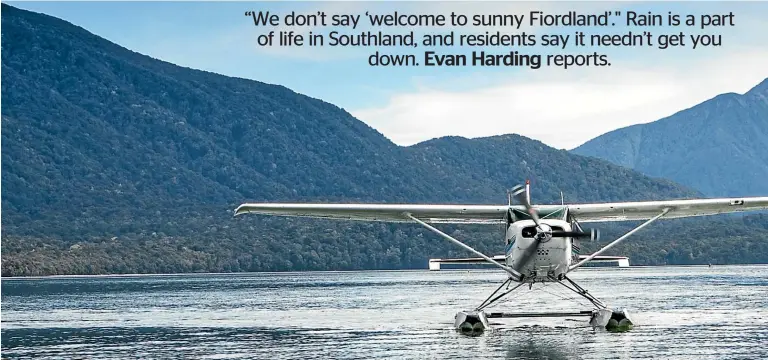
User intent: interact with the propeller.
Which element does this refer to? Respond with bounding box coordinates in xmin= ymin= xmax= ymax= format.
xmin=509 ymin=181 xmax=601 ymax=275
xmin=552 ymin=228 xmax=600 ymax=241
xmin=509 ymin=182 xmax=546 ymax=271
xmin=510 ymin=183 xmax=542 ymax=230
xmin=510 ymin=182 xmax=599 ymax=241
xmin=569 ymin=218 xmax=601 ymax=242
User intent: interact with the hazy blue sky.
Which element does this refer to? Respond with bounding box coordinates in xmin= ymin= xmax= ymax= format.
xmin=9 ymin=1 xmax=768 ymax=149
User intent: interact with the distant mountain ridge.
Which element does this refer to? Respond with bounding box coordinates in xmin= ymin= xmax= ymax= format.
xmin=2 ymin=4 xmax=767 ymax=276
xmin=572 ymin=79 xmax=768 ymax=197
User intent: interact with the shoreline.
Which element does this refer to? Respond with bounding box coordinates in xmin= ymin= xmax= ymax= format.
xmin=3 ymin=263 xmax=768 ymax=280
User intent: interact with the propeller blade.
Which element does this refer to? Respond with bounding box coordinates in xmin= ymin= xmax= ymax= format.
xmin=511 ymin=184 xmax=542 ymax=230
xmin=510 ymin=184 xmax=529 ymax=206
xmin=552 ymin=229 xmax=600 ymax=241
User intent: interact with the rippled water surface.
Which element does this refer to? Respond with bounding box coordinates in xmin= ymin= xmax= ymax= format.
xmin=2 ymin=265 xmax=768 ymax=359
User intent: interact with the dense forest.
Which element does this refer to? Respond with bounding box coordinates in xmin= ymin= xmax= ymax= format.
xmin=4 ymin=213 xmax=768 ymax=276
xmin=2 ymin=4 xmax=767 ymax=276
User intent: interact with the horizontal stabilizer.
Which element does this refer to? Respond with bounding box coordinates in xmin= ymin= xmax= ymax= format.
xmin=428 ymin=255 xmax=505 ymax=270
xmin=578 ymin=255 xmax=630 ymax=267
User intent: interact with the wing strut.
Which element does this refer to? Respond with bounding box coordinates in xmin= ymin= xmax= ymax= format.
xmin=404 ymin=212 xmax=522 ymax=281
xmin=568 ymin=209 xmax=670 ymax=272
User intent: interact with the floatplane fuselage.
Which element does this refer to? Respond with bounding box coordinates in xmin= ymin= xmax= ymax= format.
xmin=505 ymin=219 xmax=574 ymax=282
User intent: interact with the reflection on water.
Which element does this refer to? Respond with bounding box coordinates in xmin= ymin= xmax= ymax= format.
xmin=2 ymin=265 xmax=767 ymax=359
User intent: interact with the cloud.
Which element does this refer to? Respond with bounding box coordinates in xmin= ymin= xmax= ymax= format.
xmin=49 ymin=0 xmax=762 ymax=151
xmin=350 ymin=49 xmax=768 ymax=150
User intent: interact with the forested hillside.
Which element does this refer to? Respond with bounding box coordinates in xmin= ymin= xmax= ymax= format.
xmin=2 ymin=4 xmax=767 ymax=276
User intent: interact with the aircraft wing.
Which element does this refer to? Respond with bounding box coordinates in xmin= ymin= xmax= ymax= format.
xmin=233 ymin=203 xmax=511 ymax=224
xmin=567 ymin=196 xmax=768 ymax=222
xmin=234 ymin=196 xmax=768 ymax=224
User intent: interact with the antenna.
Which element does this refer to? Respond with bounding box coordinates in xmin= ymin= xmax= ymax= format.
xmin=507 ymin=189 xmax=512 ymax=206
xmin=561 ymin=191 xmax=564 ymax=205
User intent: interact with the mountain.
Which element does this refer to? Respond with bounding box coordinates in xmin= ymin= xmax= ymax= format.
xmin=572 ymin=79 xmax=768 ymax=197
xmin=407 ymin=135 xmax=691 ymax=203
xmin=2 ymin=4 xmax=767 ymax=276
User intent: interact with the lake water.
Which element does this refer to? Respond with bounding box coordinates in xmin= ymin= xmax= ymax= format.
xmin=2 ymin=265 xmax=767 ymax=359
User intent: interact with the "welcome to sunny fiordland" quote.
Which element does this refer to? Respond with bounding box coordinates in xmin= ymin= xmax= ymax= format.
xmin=244 ymin=9 xmax=735 ymax=69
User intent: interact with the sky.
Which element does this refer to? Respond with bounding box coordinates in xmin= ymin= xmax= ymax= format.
xmin=7 ymin=1 xmax=768 ymax=150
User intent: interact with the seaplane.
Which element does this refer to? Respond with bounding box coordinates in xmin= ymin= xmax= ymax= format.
xmin=234 ymin=181 xmax=768 ymax=335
